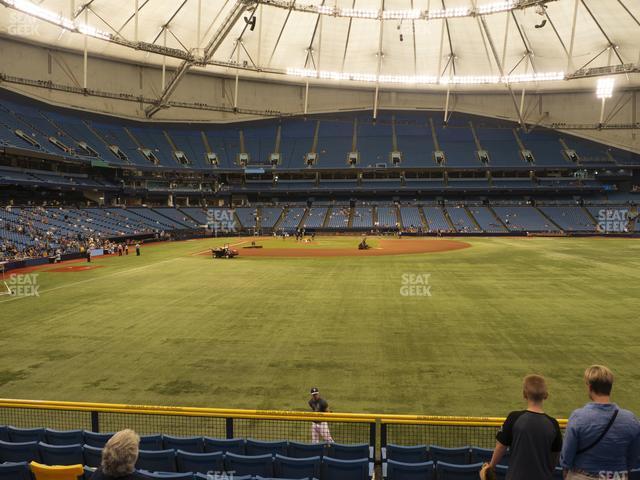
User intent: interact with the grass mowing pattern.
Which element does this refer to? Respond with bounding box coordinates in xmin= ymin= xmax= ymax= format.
xmin=1 ymin=236 xmax=639 ymax=420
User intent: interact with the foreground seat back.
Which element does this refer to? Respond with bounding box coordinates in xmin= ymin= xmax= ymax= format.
xmin=38 ymin=443 xmax=84 ymax=466
xmin=0 ymin=440 xmax=40 ymax=463
xmin=386 ymin=444 xmax=429 ymax=464
xmin=30 ymin=461 xmax=83 ymax=480
xmin=8 ymin=428 xmax=46 ymax=444
xmin=176 ymin=450 xmax=223 ymax=474
xmin=164 ymin=435 xmax=204 ymax=453
xmin=327 ymin=443 xmax=370 ymax=460
xmin=82 ymin=432 xmax=113 ymax=449
xmin=44 ymin=430 xmax=84 ymax=447
xmin=321 ymin=457 xmax=369 ymax=480
xmin=81 ymin=445 xmax=102 ymax=468
xmin=0 ymin=461 xmax=32 ymax=480
xmin=429 ymin=446 xmax=470 ymax=465
xmin=287 ymin=441 xmax=326 ymax=459
xmin=246 ymin=439 xmax=288 ymax=457
xmin=224 ymin=452 xmax=274 ymax=478
xmin=386 ymin=459 xmax=435 ymax=480
xmin=136 ymin=449 xmax=177 ymax=473
xmin=435 ymin=461 xmax=484 ymax=480
xmin=203 ymin=438 xmax=245 ymax=455
xmin=274 ymin=454 xmax=321 ymax=479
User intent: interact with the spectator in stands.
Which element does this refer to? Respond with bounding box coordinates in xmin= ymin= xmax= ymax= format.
xmin=560 ymin=365 xmax=640 ymax=479
xmin=91 ymin=429 xmax=142 ymax=480
xmin=481 ymin=374 xmax=562 ymax=480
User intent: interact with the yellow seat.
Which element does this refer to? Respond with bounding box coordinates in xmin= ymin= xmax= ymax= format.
xmin=30 ymin=461 xmax=84 ymax=480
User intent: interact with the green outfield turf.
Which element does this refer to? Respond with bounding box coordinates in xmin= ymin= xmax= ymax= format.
xmin=1 ymin=236 xmax=639 ymax=419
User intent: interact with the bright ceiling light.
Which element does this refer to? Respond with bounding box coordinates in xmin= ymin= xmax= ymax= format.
xmin=477 ymin=1 xmax=518 ymax=14
xmin=287 ymin=68 xmax=565 ymax=86
xmin=596 ymin=78 xmax=615 ymax=99
xmin=382 ymin=9 xmax=421 ymax=20
xmin=339 ymin=8 xmax=379 ymax=19
xmin=428 ymin=7 xmax=470 ymax=19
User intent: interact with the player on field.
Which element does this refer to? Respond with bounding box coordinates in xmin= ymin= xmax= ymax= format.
xmin=308 ymin=387 xmax=334 ymax=443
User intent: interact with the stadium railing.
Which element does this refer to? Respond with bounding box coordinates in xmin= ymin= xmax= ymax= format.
xmin=0 ymin=399 xmax=567 ymax=459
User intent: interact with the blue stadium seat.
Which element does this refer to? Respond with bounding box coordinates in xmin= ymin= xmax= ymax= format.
xmin=322 ymin=457 xmax=370 ymax=480
xmin=554 ymin=467 xmax=563 ymax=479
xmin=0 ymin=440 xmax=40 ymax=463
xmin=8 ymin=427 xmax=45 ymax=443
xmin=0 ymin=428 xmax=8 ymax=442
xmin=44 ymin=429 xmax=84 ymax=446
xmin=386 ymin=460 xmax=434 ymax=480
xmin=38 ymin=442 xmax=84 ymax=466
xmin=435 ymin=461 xmax=483 ymax=480
xmin=164 ymin=435 xmax=204 ymax=453
xmin=203 ymin=438 xmax=245 ymax=455
xmin=494 ymin=464 xmax=508 ymax=480
xmin=137 ymin=472 xmax=193 ymax=479
xmin=82 ymin=445 xmax=103 ymax=468
xmin=469 ymin=447 xmax=509 ymax=465
xmin=136 ymin=449 xmax=177 ymax=473
xmin=176 ymin=450 xmax=223 ymax=474
xmin=82 ymin=466 xmax=96 ymax=480
xmin=140 ymin=435 xmax=164 ymax=451
xmin=246 ymin=439 xmax=288 ymax=457
xmin=0 ymin=461 xmax=32 ymax=480
xmin=224 ymin=452 xmax=274 ymax=478
xmin=429 ymin=446 xmax=470 ymax=465
xmin=83 ymin=431 xmax=113 ymax=448
xmin=630 ymin=469 xmax=640 ymax=480
xmin=287 ymin=441 xmax=325 ymax=459
xmin=274 ymin=454 xmax=321 ymax=479
xmin=195 ymin=475 xmax=252 ymax=480
xmin=385 ymin=444 xmax=429 ymax=463
xmin=327 ymin=443 xmax=370 ymax=460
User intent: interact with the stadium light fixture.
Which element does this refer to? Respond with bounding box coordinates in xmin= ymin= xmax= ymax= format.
xmin=286 ymin=68 xmax=565 ymax=86
xmin=596 ymin=78 xmax=615 ymax=125
xmin=477 ymin=0 xmax=518 ymax=14
xmin=596 ymin=77 xmax=615 ymax=99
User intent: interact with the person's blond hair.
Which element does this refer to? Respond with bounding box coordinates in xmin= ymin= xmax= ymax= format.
xmin=523 ymin=374 xmax=548 ymax=403
xmin=101 ymin=429 xmax=140 ymax=477
xmin=584 ymin=365 xmax=614 ymax=396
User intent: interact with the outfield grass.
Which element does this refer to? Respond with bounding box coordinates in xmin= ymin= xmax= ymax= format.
xmin=1 ymin=236 xmax=639 ymax=419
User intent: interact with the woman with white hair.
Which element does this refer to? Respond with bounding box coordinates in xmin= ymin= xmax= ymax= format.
xmin=91 ymin=429 xmax=143 ymax=480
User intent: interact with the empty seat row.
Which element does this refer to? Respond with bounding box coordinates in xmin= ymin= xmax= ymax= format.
xmin=0 ymin=441 xmax=372 ymax=478
xmin=383 ymin=460 xmax=569 ymax=480
xmin=1 ymin=453 xmax=372 ymax=480
xmin=0 ymin=430 xmax=371 ymax=459
xmin=382 ymin=444 xmax=508 ymax=466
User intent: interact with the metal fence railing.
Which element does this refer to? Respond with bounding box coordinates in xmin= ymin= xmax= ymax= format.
xmin=0 ymin=399 xmax=567 ymax=460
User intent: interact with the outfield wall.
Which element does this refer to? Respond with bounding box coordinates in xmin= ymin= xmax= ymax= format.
xmin=0 ymin=398 xmax=567 ymax=454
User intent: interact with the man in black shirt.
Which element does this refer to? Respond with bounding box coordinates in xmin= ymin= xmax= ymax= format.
xmin=481 ymin=374 xmax=563 ymax=480
xmin=308 ymin=387 xmax=334 ymax=443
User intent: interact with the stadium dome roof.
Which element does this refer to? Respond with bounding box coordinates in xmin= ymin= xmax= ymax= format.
xmin=1 ymin=0 xmax=638 ymax=99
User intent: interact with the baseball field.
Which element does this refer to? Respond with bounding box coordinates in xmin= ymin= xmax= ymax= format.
xmin=1 ymin=235 xmax=639 ymax=419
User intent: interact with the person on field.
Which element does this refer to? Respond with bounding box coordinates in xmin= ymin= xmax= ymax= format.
xmin=481 ymin=374 xmax=562 ymax=480
xmin=561 ymin=365 xmax=640 ymax=480
xmin=90 ymin=429 xmax=143 ymax=480
xmin=308 ymin=387 xmax=334 ymax=443
xmin=135 ymin=242 xmax=141 ymax=256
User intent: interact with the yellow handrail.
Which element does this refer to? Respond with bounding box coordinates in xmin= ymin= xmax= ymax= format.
xmin=0 ymin=398 xmax=568 ymax=427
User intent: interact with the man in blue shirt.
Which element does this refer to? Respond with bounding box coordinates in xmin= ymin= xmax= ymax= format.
xmin=561 ymin=365 xmax=640 ymax=479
